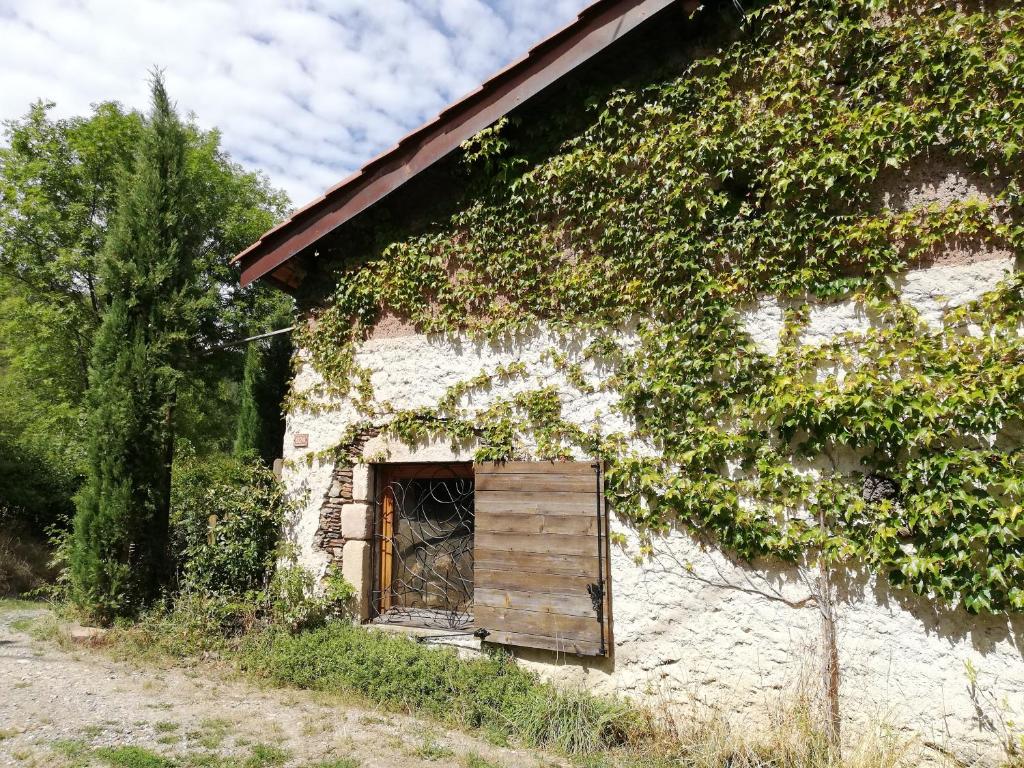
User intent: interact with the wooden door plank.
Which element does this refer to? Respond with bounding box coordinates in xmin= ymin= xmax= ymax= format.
xmin=475 ymin=494 xmax=595 ymax=516
xmin=474 ymin=567 xmax=596 ymax=596
xmin=476 ymin=461 xmax=594 ymax=475
xmin=474 ymin=548 xmax=597 ymax=576
xmin=482 ymin=630 xmax=603 ymax=656
xmin=475 ymin=512 xmax=598 ymax=536
xmin=476 ymin=473 xmax=596 ymax=493
xmin=475 ymin=531 xmax=597 ymax=557
xmin=472 ymin=459 xmax=608 ymax=657
xmin=380 ymin=492 xmax=394 ymax=612
xmin=474 ymin=605 xmax=600 ymax=641
xmin=475 ymin=588 xmax=596 ymax=618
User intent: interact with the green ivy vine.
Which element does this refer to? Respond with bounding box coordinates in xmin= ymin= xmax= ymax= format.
xmin=296 ymin=0 xmax=1024 ymax=614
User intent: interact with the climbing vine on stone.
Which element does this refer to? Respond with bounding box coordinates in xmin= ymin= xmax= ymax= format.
xmin=298 ymin=1 xmax=1024 ymax=614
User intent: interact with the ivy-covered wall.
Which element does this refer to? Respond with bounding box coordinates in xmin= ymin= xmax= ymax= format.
xmin=279 ymin=0 xmax=1024 ymax=760
xmin=297 ymin=0 xmax=1024 ymax=616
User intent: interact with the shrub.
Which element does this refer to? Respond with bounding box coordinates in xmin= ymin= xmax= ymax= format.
xmin=170 ymin=450 xmax=285 ymax=597
xmin=101 ymin=563 xmax=357 ymax=660
xmin=268 ymin=561 xmax=355 ymax=632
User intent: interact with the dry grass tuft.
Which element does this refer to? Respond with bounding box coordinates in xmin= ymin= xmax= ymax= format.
xmin=641 ymin=684 xmax=915 ymax=768
xmin=0 ymin=526 xmax=52 ymax=597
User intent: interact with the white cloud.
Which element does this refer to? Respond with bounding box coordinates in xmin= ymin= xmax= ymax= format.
xmin=0 ymin=0 xmax=589 ymax=206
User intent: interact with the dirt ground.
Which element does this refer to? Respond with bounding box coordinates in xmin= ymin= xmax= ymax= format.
xmin=0 ymin=603 xmax=563 ymax=768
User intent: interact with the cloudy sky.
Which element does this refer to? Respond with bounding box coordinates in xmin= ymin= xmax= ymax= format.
xmin=0 ymin=0 xmax=590 ymax=206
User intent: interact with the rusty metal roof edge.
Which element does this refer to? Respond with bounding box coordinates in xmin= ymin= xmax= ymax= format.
xmin=234 ymin=0 xmax=678 ymax=276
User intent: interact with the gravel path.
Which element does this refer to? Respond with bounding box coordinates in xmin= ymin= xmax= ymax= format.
xmin=0 ymin=604 xmax=558 ymax=768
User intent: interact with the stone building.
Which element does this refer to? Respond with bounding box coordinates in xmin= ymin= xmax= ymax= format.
xmin=235 ymin=1 xmax=1024 ymax=764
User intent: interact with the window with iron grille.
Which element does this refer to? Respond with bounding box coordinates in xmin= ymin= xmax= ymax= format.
xmin=371 ymin=460 xmax=611 ymax=656
xmin=372 ymin=463 xmax=475 ymax=630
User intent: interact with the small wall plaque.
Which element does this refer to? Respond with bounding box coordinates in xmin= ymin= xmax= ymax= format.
xmin=293 ymin=433 xmax=309 ymax=448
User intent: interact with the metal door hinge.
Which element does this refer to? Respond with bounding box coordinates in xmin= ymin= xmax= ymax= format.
xmin=587 ymin=582 xmax=604 ymax=614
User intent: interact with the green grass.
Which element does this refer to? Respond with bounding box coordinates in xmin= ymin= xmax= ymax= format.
xmin=83 ymin=600 xmax=914 ymax=768
xmin=51 ymin=739 xmax=90 ymax=758
xmin=462 ymin=752 xmax=502 ymax=768
xmin=50 ymin=739 xmax=94 ymax=768
xmin=243 ymin=744 xmax=289 ymax=768
xmin=186 ymin=719 xmax=234 ymax=750
xmin=95 ymin=746 xmax=175 ymax=768
xmin=9 ymin=617 xmax=33 ymax=632
xmin=301 ymin=760 xmax=360 ymax=768
xmin=0 ymin=728 xmax=17 ymax=741
xmin=237 ymin=623 xmax=642 ymax=757
xmin=0 ymin=598 xmax=43 ymax=613
xmin=39 ymin=742 xmax=300 ymax=768
xmin=414 ymin=736 xmax=455 ymax=761
xmin=154 ymin=722 xmax=180 ymax=734
xmin=46 ymin=597 xmax=649 ymax=763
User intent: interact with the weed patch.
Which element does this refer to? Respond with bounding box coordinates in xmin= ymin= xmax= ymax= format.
xmin=237 ymin=623 xmax=640 ymax=757
xmin=413 ymin=736 xmax=455 ymax=761
xmin=242 ymin=744 xmax=288 ymax=768
xmin=95 ymin=746 xmax=175 ymax=768
xmin=462 ymin=752 xmax=502 ymax=768
xmin=51 ymin=739 xmax=90 ymax=758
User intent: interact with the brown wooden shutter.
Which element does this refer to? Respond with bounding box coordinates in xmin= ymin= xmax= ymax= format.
xmin=473 ymin=461 xmax=610 ymax=656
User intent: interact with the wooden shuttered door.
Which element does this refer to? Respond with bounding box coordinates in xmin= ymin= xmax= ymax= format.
xmin=473 ymin=461 xmax=610 ymax=656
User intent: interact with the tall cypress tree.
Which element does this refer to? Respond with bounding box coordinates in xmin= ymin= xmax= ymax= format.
xmin=232 ymin=319 xmax=291 ymax=466
xmin=233 ymin=301 xmax=292 ymax=466
xmin=70 ymin=74 xmax=205 ymax=622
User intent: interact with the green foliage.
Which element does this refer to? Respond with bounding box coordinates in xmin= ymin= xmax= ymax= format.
xmin=243 ymin=745 xmax=289 ymax=768
xmin=70 ymin=75 xmax=206 ymax=622
xmin=0 ymin=87 xmax=290 ymax=534
xmin=95 ymin=746 xmax=175 ymax=768
xmin=233 ymin=308 xmax=293 ymax=465
xmin=265 ymin=561 xmax=356 ymax=632
xmin=171 ymin=451 xmax=285 ymax=596
xmin=100 ymin=563 xmax=355 ymax=660
xmin=0 ymin=433 xmax=76 ymax=533
xmin=302 ymin=1 xmax=1024 ymax=614
xmin=414 ymin=737 xmax=455 ymax=761
xmin=461 ymin=754 xmax=500 ymax=768
xmin=238 ymin=622 xmax=642 ymax=756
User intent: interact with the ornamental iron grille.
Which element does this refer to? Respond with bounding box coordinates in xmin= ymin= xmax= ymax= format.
xmin=372 ymin=464 xmax=474 ymax=630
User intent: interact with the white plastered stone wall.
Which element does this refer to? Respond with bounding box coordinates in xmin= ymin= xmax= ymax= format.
xmin=279 ymin=249 xmax=1023 ymax=766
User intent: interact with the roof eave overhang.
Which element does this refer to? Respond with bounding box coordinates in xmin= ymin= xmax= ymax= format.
xmin=236 ymin=0 xmax=684 ymax=289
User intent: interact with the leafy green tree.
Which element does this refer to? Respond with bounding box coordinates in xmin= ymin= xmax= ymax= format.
xmin=70 ymin=74 xmax=221 ymax=620
xmin=0 ymin=93 xmax=289 ymax=532
xmin=233 ymin=308 xmax=292 ymax=465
